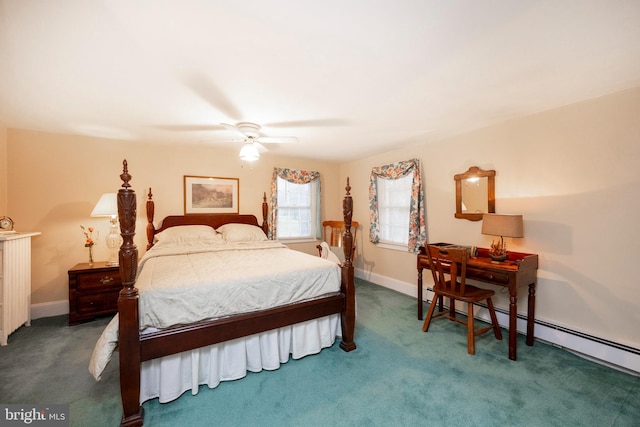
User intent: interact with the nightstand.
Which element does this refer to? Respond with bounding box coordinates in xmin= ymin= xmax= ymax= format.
xmin=68 ymin=262 xmax=121 ymax=325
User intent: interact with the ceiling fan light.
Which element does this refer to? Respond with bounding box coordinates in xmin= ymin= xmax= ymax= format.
xmin=239 ymin=142 xmax=260 ymax=161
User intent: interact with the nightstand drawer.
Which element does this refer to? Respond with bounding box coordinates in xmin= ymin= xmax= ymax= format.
xmin=68 ymin=262 xmax=122 ymax=325
xmin=77 ymin=293 xmax=108 ymax=314
xmin=76 ymin=270 xmax=122 ymax=292
xmin=106 ymin=290 xmax=119 ymax=308
xmin=76 ymin=290 xmax=119 ymax=314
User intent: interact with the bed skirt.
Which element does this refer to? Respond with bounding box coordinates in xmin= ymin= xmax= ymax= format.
xmin=139 ymin=313 xmax=341 ymax=404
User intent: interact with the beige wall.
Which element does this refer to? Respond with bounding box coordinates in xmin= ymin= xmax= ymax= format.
xmin=6 ymin=130 xmax=342 ymax=305
xmin=342 ymin=86 xmax=640 ymax=349
xmin=0 ymin=127 xmax=7 ymax=213
xmin=5 ymin=86 xmax=639 ymax=352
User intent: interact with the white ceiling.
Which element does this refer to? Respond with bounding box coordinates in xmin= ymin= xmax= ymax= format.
xmin=1 ymin=1 xmax=639 ymax=161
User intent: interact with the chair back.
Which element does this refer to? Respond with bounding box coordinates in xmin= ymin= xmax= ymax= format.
xmin=425 ymin=245 xmax=469 ymax=293
xmin=322 ymin=220 xmax=359 ymax=257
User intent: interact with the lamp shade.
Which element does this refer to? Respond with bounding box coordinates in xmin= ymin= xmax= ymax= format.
xmin=239 ymin=142 xmax=260 ymax=161
xmin=481 ymin=214 xmax=523 ymax=238
xmin=91 ymin=193 xmax=118 ymax=217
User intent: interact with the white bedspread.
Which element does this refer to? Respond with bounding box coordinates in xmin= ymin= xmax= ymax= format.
xmin=135 ymin=240 xmax=341 ymax=329
xmin=89 ymin=240 xmax=342 ymax=382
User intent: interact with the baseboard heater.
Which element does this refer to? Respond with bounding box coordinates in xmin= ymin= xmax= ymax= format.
xmin=426 ymin=293 xmax=640 ymax=374
xmin=354 ymin=270 xmax=640 ymax=374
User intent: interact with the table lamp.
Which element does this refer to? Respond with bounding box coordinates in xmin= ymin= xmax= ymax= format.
xmin=481 ymin=214 xmax=523 ymax=261
xmin=91 ymin=193 xmax=123 ymax=266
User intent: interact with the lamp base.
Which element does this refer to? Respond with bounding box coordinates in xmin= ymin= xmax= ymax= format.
xmin=105 ymin=217 xmax=123 ymax=267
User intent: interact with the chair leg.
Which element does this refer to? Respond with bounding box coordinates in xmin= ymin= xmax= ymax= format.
xmin=422 ymin=294 xmax=439 ymax=332
xmin=486 ymin=298 xmax=503 ymax=340
xmin=467 ymin=302 xmax=475 ymax=355
xmin=449 ymin=297 xmax=456 ymax=318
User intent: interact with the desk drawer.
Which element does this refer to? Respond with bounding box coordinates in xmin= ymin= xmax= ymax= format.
xmin=467 ymin=267 xmax=510 ymax=284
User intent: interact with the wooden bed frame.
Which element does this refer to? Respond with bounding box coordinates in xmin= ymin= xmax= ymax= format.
xmin=115 ymin=160 xmax=356 ymax=426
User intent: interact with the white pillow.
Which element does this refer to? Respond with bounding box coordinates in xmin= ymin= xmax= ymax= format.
xmin=154 ymin=225 xmax=220 ymax=244
xmin=89 ymin=315 xmax=118 ymax=381
xmin=320 ymin=242 xmax=342 ymax=265
xmin=217 ymin=223 xmax=268 ymax=242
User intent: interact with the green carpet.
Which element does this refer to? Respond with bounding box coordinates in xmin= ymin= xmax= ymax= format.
xmin=1 ymin=279 xmax=638 ymax=426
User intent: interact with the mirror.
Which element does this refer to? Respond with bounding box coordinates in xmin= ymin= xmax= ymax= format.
xmin=454 ymin=166 xmax=495 ymax=221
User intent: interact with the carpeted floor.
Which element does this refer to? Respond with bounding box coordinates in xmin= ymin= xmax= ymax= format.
xmin=1 ymin=279 xmax=638 ymax=426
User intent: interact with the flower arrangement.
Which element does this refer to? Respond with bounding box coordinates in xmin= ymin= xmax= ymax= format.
xmin=81 ymin=225 xmax=99 ymax=264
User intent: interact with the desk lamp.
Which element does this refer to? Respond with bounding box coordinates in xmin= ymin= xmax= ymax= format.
xmin=481 ymin=214 xmax=523 ymax=261
xmin=91 ymin=193 xmax=123 ymax=266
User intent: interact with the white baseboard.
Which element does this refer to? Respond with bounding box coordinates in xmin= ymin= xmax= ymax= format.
xmin=31 ymin=300 xmax=68 ymax=320
xmin=355 ymin=268 xmax=640 ymax=375
xmin=27 ymin=273 xmax=640 ymax=375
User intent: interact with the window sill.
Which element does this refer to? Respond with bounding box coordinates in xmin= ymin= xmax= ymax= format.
xmin=375 ymin=242 xmax=410 ymax=252
xmin=278 ymin=237 xmax=318 ymax=244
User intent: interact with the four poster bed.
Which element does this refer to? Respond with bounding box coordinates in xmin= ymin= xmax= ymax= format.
xmin=91 ymin=160 xmax=356 ymax=427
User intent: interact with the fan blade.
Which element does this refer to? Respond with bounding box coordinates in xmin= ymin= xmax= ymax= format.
xmin=257 ymin=136 xmax=298 ymax=144
xmin=183 ymin=73 xmax=243 ymax=120
xmin=206 ymin=138 xmax=246 ymax=144
xmin=155 ymin=124 xmax=230 ymax=132
xmin=264 ymin=119 xmax=349 ymax=128
xmin=254 ymin=142 xmax=269 ymax=153
xmin=219 ymin=123 xmax=247 ymax=138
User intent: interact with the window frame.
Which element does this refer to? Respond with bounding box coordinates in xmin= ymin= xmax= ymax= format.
xmin=375 ymin=174 xmax=412 ymax=248
xmin=275 ymin=176 xmax=319 ymax=242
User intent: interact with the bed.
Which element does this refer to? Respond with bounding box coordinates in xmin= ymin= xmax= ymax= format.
xmin=94 ymin=160 xmax=356 ymax=427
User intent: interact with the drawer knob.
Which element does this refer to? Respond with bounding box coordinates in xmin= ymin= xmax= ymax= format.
xmin=100 ymin=276 xmax=114 ymax=285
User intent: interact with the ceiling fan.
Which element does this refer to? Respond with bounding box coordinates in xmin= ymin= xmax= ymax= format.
xmin=160 ymin=73 xmax=349 ymax=161
xmin=217 ymin=122 xmax=298 ymax=162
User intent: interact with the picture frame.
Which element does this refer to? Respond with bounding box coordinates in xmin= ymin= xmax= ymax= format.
xmin=184 ymin=176 xmax=239 ymax=214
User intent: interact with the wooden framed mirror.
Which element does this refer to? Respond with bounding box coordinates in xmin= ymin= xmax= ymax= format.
xmin=454 ymin=166 xmax=495 ymax=221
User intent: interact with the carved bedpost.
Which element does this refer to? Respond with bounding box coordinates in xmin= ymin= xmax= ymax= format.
xmin=146 ymin=188 xmax=155 ymax=250
xmin=118 ymin=160 xmax=139 ymax=295
xmin=340 ymin=177 xmax=356 ymax=352
xmin=117 ymin=160 xmax=143 ymax=427
xmin=261 ymin=192 xmax=269 ymax=237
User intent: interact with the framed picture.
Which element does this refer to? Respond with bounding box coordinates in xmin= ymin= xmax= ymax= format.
xmin=184 ymin=176 xmax=239 ymax=214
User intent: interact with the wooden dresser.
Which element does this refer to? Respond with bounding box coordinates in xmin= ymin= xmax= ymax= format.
xmin=68 ymin=262 xmax=121 ymax=325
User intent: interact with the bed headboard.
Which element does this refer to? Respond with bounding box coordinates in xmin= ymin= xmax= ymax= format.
xmin=145 ymin=188 xmax=269 ymax=250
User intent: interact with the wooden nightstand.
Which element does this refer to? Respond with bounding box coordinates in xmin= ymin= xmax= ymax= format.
xmin=68 ymin=262 xmax=121 ymax=325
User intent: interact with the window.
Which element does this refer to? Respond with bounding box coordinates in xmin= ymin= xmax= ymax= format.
xmin=276 ymin=177 xmax=318 ymax=239
xmin=369 ymin=159 xmax=426 ymax=252
xmin=377 ymin=174 xmax=412 ymax=245
xmin=270 ymin=168 xmax=321 ymax=241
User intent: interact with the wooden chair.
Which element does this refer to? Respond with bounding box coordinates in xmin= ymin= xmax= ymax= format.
xmin=421 ymin=244 xmax=502 ymax=355
xmin=316 ymin=220 xmax=359 ymax=261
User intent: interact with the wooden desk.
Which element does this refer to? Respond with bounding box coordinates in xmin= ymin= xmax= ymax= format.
xmin=417 ymin=245 xmax=538 ymax=360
